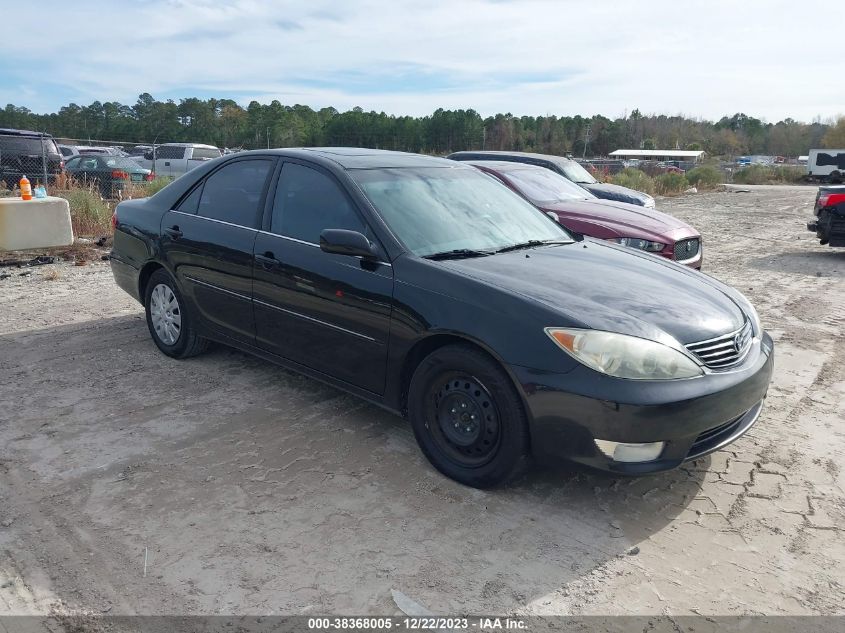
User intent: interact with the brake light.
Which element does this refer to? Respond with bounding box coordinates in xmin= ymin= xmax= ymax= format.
xmin=111 ymin=211 xmax=118 ymax=230
xmin=111 ymin=170 xmax=129 ymax=180
xmin=819 ymin=193 xmax=845 ymax=208
xmin=144 ymin=173 xmax=154 ymax=182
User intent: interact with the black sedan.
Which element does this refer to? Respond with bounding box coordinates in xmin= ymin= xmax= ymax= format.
xmin=447 ymin=150 xmax=656 ymax=208
xmin=109 ymin=148 xmax=773 ymax=488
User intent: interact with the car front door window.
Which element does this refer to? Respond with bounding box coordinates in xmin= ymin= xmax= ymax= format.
xmin=271 ymin=163 xmax=366 ymax=242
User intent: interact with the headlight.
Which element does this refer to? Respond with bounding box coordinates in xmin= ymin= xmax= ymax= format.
xmin=743 ymin=300 xmax=762 ymax=336
xmin=545 ymin=328 xmax=703 ymax=380
xmin=610 ymin=237 xmax=665 ymax=252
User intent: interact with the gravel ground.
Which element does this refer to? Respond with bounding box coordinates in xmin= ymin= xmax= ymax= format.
xmin=0 ymin=185 xmax=843 ymax=618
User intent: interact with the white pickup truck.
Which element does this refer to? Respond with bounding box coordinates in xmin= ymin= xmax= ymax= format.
xmin=807 ymin=149 xmax=845 ymax=183
xmin=136 ymin=143 xmax=222 ymax=179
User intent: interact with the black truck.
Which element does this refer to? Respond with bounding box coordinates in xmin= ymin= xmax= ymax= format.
xmin=807 ymin=185 xmax=845 ymax=247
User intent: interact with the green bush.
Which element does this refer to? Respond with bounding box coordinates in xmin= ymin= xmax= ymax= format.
xmin=654 ymin=172 xmax=690 ymax=195
xmin=733 ymin=165 xmax=806 ymax=185
xmin=610 ymin=168 xmax=655 ymax=195
xmin=686 ymin=166 xmax=723 ymax=189
xmin=56 ymin=187 xmax=112 ymax=237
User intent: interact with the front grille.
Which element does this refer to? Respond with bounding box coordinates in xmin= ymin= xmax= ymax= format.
xmin=673 ymin=238 xmax=700 ymax=261
xmin=685 ymin=321 xmax=753 ymax=369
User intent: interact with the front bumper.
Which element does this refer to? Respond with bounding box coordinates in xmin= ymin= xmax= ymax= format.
xmin=514 ymin=332 xmax=774 ymax=474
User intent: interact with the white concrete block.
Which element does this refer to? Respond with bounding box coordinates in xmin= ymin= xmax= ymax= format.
xmin=0 ymin=196 xmax=74 ymax=251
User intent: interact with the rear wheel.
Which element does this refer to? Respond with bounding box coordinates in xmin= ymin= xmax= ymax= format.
xmin=144 ymin=268 xmax=208 ymax=358
xmin=830 ymin=171 xmax=842 ymax=184
xmin=407 ymin=344 xmax=530 ymax=488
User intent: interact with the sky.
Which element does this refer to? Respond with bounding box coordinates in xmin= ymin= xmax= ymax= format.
xmin=1 ymin=0 xmax=842 ymax=122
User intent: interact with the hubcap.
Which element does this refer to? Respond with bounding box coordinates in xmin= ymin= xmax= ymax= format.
xmin=150 ymin=283 xmax=182 ymax=345
xmin=431 ymin=376 xmax=501 ymax=467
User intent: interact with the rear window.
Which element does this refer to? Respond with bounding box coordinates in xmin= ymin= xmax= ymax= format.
xmin=0 ymin=135 xmax=59 ymax=155
xmin=191 ymin=147 xmax=221 ymax=160
xmin=103 ymin=157 xmax=144 ymax=169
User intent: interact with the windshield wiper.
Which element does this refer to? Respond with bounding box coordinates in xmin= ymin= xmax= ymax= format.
xmin=493 ymin=239 xmax=568 ymax=254
xmin=423 ymin=248 xmax=492 ymax=261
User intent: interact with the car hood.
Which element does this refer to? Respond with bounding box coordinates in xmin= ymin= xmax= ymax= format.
xmin=541 ymin=199 xmax=694 ymax=239
xmin=579 ymin=182 xmax=653 ymax=206
xmin=439 ymin=241 xmax=745 ymax=345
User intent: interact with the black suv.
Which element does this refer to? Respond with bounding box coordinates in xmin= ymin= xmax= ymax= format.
xmin=0 ymin=128 xmax=64 ymax=190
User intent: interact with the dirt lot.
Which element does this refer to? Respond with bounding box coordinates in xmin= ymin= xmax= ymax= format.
xmin=0 ymin=185 xmax=843 ymax=618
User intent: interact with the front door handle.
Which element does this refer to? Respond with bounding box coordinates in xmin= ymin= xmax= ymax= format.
xmin=164 ymin=225 xmax=183 ymax=239
xmin=255 ymin=251 xmax=280 ymax=268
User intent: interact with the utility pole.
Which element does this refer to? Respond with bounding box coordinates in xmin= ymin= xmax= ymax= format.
xmin=582 ymin=124 xmax=591 ymax=160
xmin=267 ymin=127 xmax=270 ymax=149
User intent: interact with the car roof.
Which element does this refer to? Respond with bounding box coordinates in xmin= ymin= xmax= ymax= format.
xmin=0 ymin=128 xmax=51 ymax=138
xmin=449 ymin=150 xmax=574 ymax=165
xmin=465 ymin=160 xmax=540 ymax=173
xmin=243 ymin=147 xmax=464 ymax=170
xmin=160 ymin=142 xmax=219 ymax=149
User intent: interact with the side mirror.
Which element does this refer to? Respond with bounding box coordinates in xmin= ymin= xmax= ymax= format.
xmin=320 ymin=229 xmax=377 ymax=259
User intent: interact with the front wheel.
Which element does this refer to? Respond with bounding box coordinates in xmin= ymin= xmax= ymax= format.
xmin=407 ymin=344 xmax=531 ymax=488
xmin=144 ymin=268 xmax=208 ymax=358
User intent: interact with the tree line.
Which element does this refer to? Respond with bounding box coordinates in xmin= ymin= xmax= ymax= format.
xmin=1 ymin=93 xmax=841 ymax=157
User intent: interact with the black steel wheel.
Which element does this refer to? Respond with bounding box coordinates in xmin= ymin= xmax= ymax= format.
xmin=408 ymin=344 xmax=530 ymax=488
xmin=430 ymin=375 xmax=502 ymax=467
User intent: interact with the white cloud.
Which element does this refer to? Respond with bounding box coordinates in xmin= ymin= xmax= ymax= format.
xmin=2 ymin=0 xmax=842 ymax=122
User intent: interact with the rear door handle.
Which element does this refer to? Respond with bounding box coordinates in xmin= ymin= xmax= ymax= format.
xmin=255 ymin=251 xmax=280 ymax=268
xmin=164 ymin=225 xmax=183 ymax=239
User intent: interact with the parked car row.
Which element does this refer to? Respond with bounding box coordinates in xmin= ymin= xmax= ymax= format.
xmin=448 ymin=150 xmax=657 ymax=208
xmin=58 ymin=144 xmax=129 ymax=162
xmin=110 ymin=148 xmax=773 ymax=488
xmin=0 ymin=127 xmax=224 ymax=197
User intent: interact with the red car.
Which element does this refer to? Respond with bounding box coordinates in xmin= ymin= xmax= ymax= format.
xmin=470 ymin=161 xmax=703 ymax=269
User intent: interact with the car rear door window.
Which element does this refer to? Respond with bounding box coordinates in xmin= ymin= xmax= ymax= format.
xmin=177 ymin=184 xmax=203 ymax=214
xmin=271 ymin=163 xmax=365 ymax=243
xmin=196 ymin=159 xmax=273 ymax=227
xmin=155 ymin=146 xmax=185 ymax=160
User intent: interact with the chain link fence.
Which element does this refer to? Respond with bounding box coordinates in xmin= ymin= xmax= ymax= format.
xmin=0 ymin=128 xmax=204 ymax=199
xmin=0 ymin=131 xmax=63 ymax=193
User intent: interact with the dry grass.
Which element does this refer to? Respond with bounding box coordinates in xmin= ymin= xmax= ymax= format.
xmin=43 ymin=268 xmax=61 ymax=281
xmin=52 ymin=182 xmax=113 ymax=238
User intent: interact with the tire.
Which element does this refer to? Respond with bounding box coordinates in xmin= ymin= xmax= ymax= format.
xmin=830 ymin=171 xmax=842 ymax=184
xmin=407 ymin=344 xmax=531 ymax=488
xmin=818 ymin=209 xmax=830 ymax=245
xmin=143 ymin=268 xmax=208 ymax=359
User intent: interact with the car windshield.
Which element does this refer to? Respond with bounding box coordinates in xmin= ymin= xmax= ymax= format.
xmin=352 ymin=167 xmax=572 ymax=257
xmin=558 ymin=160 xmax=597 ymax=184
xmin=505 ymin=167 xmax=596 ymax=204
